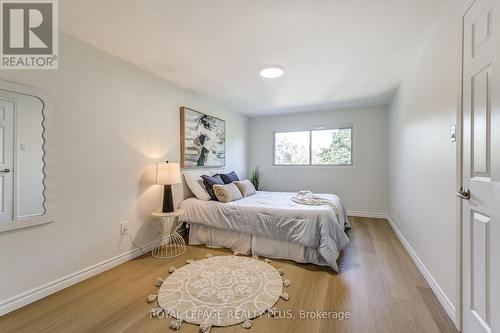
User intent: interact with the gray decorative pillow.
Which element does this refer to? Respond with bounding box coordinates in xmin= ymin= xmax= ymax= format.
xmin=234 ymin=179 xmax=257 ymax=198
xmin=213 ymin=183 xmax=243 ymax=203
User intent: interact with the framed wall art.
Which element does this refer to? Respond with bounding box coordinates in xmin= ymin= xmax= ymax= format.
xmin=180 ymin=107 xmax=226 ymax=168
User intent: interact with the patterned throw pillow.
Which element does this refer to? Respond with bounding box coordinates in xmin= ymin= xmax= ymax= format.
xmin=213 ymin=183 xmax=243 ymax=203
xmin=220 ymin=171 xmax=240 ymax=184
xmin=201 ymin=174 xmax=225 ymax=200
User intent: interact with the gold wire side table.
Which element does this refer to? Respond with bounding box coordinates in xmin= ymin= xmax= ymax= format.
xmin=151 ymin=209 xmax=186 ymax=258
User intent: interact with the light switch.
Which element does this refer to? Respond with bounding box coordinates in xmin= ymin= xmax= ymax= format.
xmin=450 ymin=125 xmax=456 ymax=142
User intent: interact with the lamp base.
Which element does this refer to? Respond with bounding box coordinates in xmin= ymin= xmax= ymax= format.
xmin=162 ymin=184 xmax=174 ymax=213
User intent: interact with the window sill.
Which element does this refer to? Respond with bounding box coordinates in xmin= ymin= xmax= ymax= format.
xmin=0 ymin=218 xmax=54 ymax=233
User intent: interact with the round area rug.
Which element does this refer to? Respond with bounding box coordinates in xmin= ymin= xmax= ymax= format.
xmin=158 ymin=256 xmax=283 ymax=326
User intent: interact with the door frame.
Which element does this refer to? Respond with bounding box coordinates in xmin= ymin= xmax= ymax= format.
xmin=455 ymin=5 xmax=464 ymax=330
xmin=0 ymin=80 xmax=55 ymax=233
xmin=0 ymin=95 xmax=16 ymax=223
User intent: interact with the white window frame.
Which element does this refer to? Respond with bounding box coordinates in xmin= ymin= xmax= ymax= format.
xmin=272 ymin=125 xmax=354 ymax=167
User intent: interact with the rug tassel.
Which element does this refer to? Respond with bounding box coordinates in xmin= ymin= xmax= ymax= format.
xmin=267 ymin=307 xmax=279 ymax=317
xmin=170 ymin=319 xmax=183 ymax=330
xmin=242 ymin=319 xmax=253 ymax=329
xmin=277 ymin=268 xmax=284 ymax=275
xmin=263 ymin=258 xmax=272 ymax=263
xmin=280 ymin=292 xmax=289 ymax=301
xmin=282 ymin=279 xmax=291 ymax=287
xmin=252 ymin=254 xmax=259 ymax=259
xmin=200 ymin=322 xmax=212 ymax=333
xmin=186 ymin=259 xmax=195 ymax=264
xmin=147 ymin=294 xmax=158 ymax=303
xmin=150 ymin=307 xmax=164 ymax=319
xmin=233 ymin=250 xmax=240 ymax=256
xmin=168 ymin=266 xmax=176 ymax=273
xmin=205 ymin=253 xmax=213 ymax=258
xmin=154 ymin=277 xmax=164 ymax=287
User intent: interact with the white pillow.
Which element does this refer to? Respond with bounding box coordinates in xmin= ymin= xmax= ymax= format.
xmin=184 ymin=171 xmax=211 ymax=201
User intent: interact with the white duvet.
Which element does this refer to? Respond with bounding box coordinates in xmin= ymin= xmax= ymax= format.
xmin=179 ymin=191 xmax=350 ymax=271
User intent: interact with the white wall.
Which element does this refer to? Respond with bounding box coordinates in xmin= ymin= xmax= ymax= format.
xmin=387 ymin=0 xmax=464 ymax=319
xmin=0 ymin=33 xmax=247 ymax=309
xmin=248 ymin=106 xmax=388 ymax=215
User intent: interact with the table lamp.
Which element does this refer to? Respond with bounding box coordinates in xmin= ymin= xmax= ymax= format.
xmin=155 ymin=161 xmax=181 ymax=213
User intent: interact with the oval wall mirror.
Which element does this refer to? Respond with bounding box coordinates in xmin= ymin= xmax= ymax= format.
xmin=0 ymin=80 xmax=54 ymax=232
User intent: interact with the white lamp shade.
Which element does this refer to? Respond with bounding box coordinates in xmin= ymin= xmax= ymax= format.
xmin=155 ymin=162 xmax=181 ymax=185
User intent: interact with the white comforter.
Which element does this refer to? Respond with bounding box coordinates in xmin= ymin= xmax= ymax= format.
xmin=179 ymin=191 xmax=350 ymax=271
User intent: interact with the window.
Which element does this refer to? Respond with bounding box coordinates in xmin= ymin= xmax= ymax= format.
xmin=274 ymin=127 xmax=352 ymax=166
xmin=274 ymin=131 xmax=310 ymax=165
xmin=311 ymin=128 xmax=352 ymax=165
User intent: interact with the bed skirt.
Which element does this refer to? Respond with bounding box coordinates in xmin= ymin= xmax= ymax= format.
xmin=188 ymin=223 xmax=332 ymax=267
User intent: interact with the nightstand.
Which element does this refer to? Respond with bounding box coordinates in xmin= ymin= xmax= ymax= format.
xmin=151 ymin=209 xmax=186 ymax=258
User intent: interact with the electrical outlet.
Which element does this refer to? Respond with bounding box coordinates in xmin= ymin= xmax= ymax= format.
xmin=120 ymin=222 xmax=129 ymax=235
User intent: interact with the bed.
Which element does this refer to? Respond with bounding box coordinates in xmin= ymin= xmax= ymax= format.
xmin=179 ymin=191 xmax=350 ymax=271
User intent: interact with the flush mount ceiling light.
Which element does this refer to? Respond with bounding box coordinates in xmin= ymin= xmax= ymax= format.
xmin=260 ymin=65 xmax=284 ymax=79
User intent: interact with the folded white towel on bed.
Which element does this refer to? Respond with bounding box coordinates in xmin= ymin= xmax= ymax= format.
xmin=292 ymin=191 xmax=351 ymax=229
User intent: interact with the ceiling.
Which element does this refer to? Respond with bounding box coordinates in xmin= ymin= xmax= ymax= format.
xmin=59 ymin=0 xmax=448 ymax=116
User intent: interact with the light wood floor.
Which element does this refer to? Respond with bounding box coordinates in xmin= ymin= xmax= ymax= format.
xmin=0 ymin=217 xmax=458 ymax=333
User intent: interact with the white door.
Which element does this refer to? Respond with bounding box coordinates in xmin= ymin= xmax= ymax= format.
xmin=0 ymin=98 xmax=14 ymax=223
xmin=462 ymin=0 xmax=500 ymax=332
